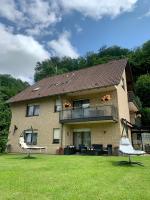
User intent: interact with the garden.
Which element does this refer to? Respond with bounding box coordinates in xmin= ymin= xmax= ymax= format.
xmin=0 ymin=154 xmax=149 ymax=200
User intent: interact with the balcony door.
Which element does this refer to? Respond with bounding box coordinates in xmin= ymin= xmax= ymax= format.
xmin=73 ymin=99 xmax=90 ymax=109
xmin=73 ymin=99 xmax=90 ymax=119
xmin=73 ymin=131 xmax=91 ymax=147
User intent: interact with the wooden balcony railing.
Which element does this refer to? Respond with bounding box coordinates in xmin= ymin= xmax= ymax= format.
xmin=59 ymin=105 xmax=118 ymax=123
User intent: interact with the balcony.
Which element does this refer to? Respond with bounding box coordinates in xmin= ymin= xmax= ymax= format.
xmin=59 ymin=105 xmax=118 ymax=124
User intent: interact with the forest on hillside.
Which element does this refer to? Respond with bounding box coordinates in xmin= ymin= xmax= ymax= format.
xmin=0 ymin=40 xmax=150 ymax=152
xmin=0 ymin=75 xmax=29 ymax=152
xmin=34 ymin=40 xmax=150 ymax=125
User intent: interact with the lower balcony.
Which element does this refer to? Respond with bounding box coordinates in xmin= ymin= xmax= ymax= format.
xmin=59 ymin=105 xmax=118 ymax=124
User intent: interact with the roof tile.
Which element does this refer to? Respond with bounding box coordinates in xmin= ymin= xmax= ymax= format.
xmin=8 ymin=59 xmax=127 ymax=103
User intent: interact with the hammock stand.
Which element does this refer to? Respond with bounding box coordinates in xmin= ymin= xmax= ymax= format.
xmin=119 ymin=118 xmax=145 ymax=166
xmin=19 ymin=127 xmax=46 ymax=158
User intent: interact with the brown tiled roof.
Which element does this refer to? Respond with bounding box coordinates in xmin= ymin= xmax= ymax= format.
xmin=8 ymin=59 xmax=127 ymax=103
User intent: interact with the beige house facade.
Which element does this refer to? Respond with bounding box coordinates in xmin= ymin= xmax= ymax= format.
xmin=7 ymin=59 xmax=138 ymax=154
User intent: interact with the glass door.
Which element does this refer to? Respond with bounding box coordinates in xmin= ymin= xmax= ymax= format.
xmin=73 ymin=132 xmax=82 ymax=147
xmin=73 ymin=131 xmax=91 ymax=147
xmin=73 ymin=99 xmax=90 ymax=118
xmin=83 ymin=132 xmax=91 ymax=147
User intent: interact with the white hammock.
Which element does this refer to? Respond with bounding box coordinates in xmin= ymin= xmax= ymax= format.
xmin=119 ymin=118 xmax=145 ymax=165
xmin=19 ymin=136 xmax=46 ymax=157
xmin=119 ymin=137 xmax=145 ymax=155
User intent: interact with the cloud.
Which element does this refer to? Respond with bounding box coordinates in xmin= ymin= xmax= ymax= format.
xmin=0 ymin=0 xmax=139 ymax=82
xmin=0 ymin=0 xmax=138 ymax=37
xmin=0 ymin=0 xmax=23 ymax=22
xmin=22 ymin=0 xmax=61 ymax=27
xmin=143 ymin=9 xmax=150 ymax=17
xmin=75 ymin=24 xmax=83 ymax=33
xmin=48 ymin=31 xmax=79 ymax=58
xmin=0 ymin=0 xmax=62 ymax=36
xmin=25 ymin=24 xmax=53 ymax=37
xmin=0 ymin=24 xmax=50 ymax=82
xmin=138 ymin=8 xmax=150 ymax=20
xmin=60 ymin=0 xmax=138 ymax=19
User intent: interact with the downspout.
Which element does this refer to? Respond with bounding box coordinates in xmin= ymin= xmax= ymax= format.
xmin=60 ymin=123 xmax=64 ymax=148
xmin=141 ymin=129 xmax=144 ymax=151
xmin=58 ymin=94 xmax=64 ymax=148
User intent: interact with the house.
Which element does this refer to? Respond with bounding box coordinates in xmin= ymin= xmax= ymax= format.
xmin=7 ymin=59 xmax=138 ymax=154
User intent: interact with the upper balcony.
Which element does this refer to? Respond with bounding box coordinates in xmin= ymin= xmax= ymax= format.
xmin=59 ymin=105 xmax=118 ymax=124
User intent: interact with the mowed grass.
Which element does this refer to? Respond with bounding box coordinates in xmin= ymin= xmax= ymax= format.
xmin=0 ymin=154 xmax=150 ymax=200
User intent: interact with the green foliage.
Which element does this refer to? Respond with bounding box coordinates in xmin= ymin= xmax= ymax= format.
xmin=0 ymin=74 xmax=29 ymax=152
xmin=98 ymin=45 xmax=130 ymax=57
xmin=140 ymin=108 xmax=150 ymax=126
xmin=135 ymin=74 xmax=150 ymax=107
xmin=34 ymin=46 xmax=130 ymax=82
xmin=33 ymin=42 xmax=150 ymax=127
xmin=129 ymin=40 xmax=150 ymax=80
xmin=0 ymin=74 xmax=29 ymax=99
xmin=0 ymin=98 xmax=11 ymax=152
xmin=134 ymin=96 xmax=142 ymax=110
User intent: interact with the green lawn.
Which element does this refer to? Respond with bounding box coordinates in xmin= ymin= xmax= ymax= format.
xmin=0 ymin=154 xmax=149 ymax=200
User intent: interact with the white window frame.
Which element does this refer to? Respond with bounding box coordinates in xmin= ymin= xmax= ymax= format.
xmin=26 ymin=105 xmax=40 ymax=117
xmin=55 ymin=98 xmax=62 ymax=112
xmin=53 ymin=128 xmax=61 ymax=144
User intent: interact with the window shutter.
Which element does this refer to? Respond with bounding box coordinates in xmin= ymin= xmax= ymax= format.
xmin=54 ymin=129 xmax=60 ymax=139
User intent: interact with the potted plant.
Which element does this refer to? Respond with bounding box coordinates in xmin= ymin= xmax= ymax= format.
xmin=64 ymin=102 xmax=71 ymax=108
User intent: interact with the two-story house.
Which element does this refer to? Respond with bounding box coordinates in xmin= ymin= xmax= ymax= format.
xmin=7 ymin=59 xmax=138 ymax=154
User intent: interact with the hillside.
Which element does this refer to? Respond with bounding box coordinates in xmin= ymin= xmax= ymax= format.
xmin=0 ymin=75 xmax=29 ymax=152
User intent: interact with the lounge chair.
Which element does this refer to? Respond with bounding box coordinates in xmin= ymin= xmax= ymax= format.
xmin=92 ymin=144 xmax=103 ymax=155
xmin=19 ymin=136 xmax=46 ymax=157
xmin=119 ymin=136 xmax=145 ymax=165
xmin=79 ymin=144 xmax=87 ymax=154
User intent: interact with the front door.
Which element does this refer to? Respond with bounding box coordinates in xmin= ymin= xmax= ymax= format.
xmin=73 ymin=132 xmax=91 ymax=147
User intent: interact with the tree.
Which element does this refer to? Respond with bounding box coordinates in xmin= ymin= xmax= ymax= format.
xmin=98 ymin=45 xmax=130 ymax=58
xmin=140 ymin=108 xmax=150 ymax=127
xmin=129 ymin=40 xmax=150 ymax=80
xmin=0 ymin=74 xmax=29 ymax=152
xmin=0 ymin=97 xmax=11 ymax=152
xmin=135 ymin=74 xmax=150 ymax=107
xmin=34 ymin=60 xmax=57 ymax=82
xmin=33 ymin=42 xmax=149 ymax=127
xmin=34 ymin=46 xmax=131 ymax=82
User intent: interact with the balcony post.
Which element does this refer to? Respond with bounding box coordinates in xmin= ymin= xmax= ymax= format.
xmin=83 ymin=108 xmax=84 ymax=118
xmin=71 ymin=109 xmax=72 ymax=120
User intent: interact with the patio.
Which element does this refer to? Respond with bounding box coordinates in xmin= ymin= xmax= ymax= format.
xmin=63 ymin=144 xmax=113 ymax=155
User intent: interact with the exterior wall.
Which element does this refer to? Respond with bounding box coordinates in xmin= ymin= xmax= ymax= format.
xmin=8 ymin=73 xmax=131 ymax=154
xmin=61 ymin=88 xmax=121 ymax=150
xmin=65 ymin=123 xmax=120 ymax=148
xmin=62 ymin=89 xmax=118 ymax=109
xmin=116 ymin=70 xmax=131 ymax=139
xmin=8 ymin=97 xmax=61 ymax=154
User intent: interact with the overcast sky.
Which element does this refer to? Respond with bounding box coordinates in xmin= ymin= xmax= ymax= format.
xmin=0 ymin=0 xmax=150 ymax=83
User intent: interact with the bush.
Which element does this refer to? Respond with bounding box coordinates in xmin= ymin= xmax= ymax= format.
xmin=135 ymin=74 xmax=150 ymax=107
xmin=141 ymin=108 xmax=150 ymax=126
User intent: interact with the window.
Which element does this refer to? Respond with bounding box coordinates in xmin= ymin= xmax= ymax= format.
xmin=55 ymin=98 xmax=62 ymax=112
xmin=73 ymin=99 xmax=90 ymax=109
xmin=53 ymin=128 xmax=61 ymax=144
xmin=26 ymin=105 xmax=40 ymax=116
xmin=121 ymin=77 xmax=125 ymax=90
xmin=24 ymin=131 xmax=37 ymax=145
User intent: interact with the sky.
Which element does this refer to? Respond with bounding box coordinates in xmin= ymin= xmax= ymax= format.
xmin=0 ymin=0 xmax=150 ymax=83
